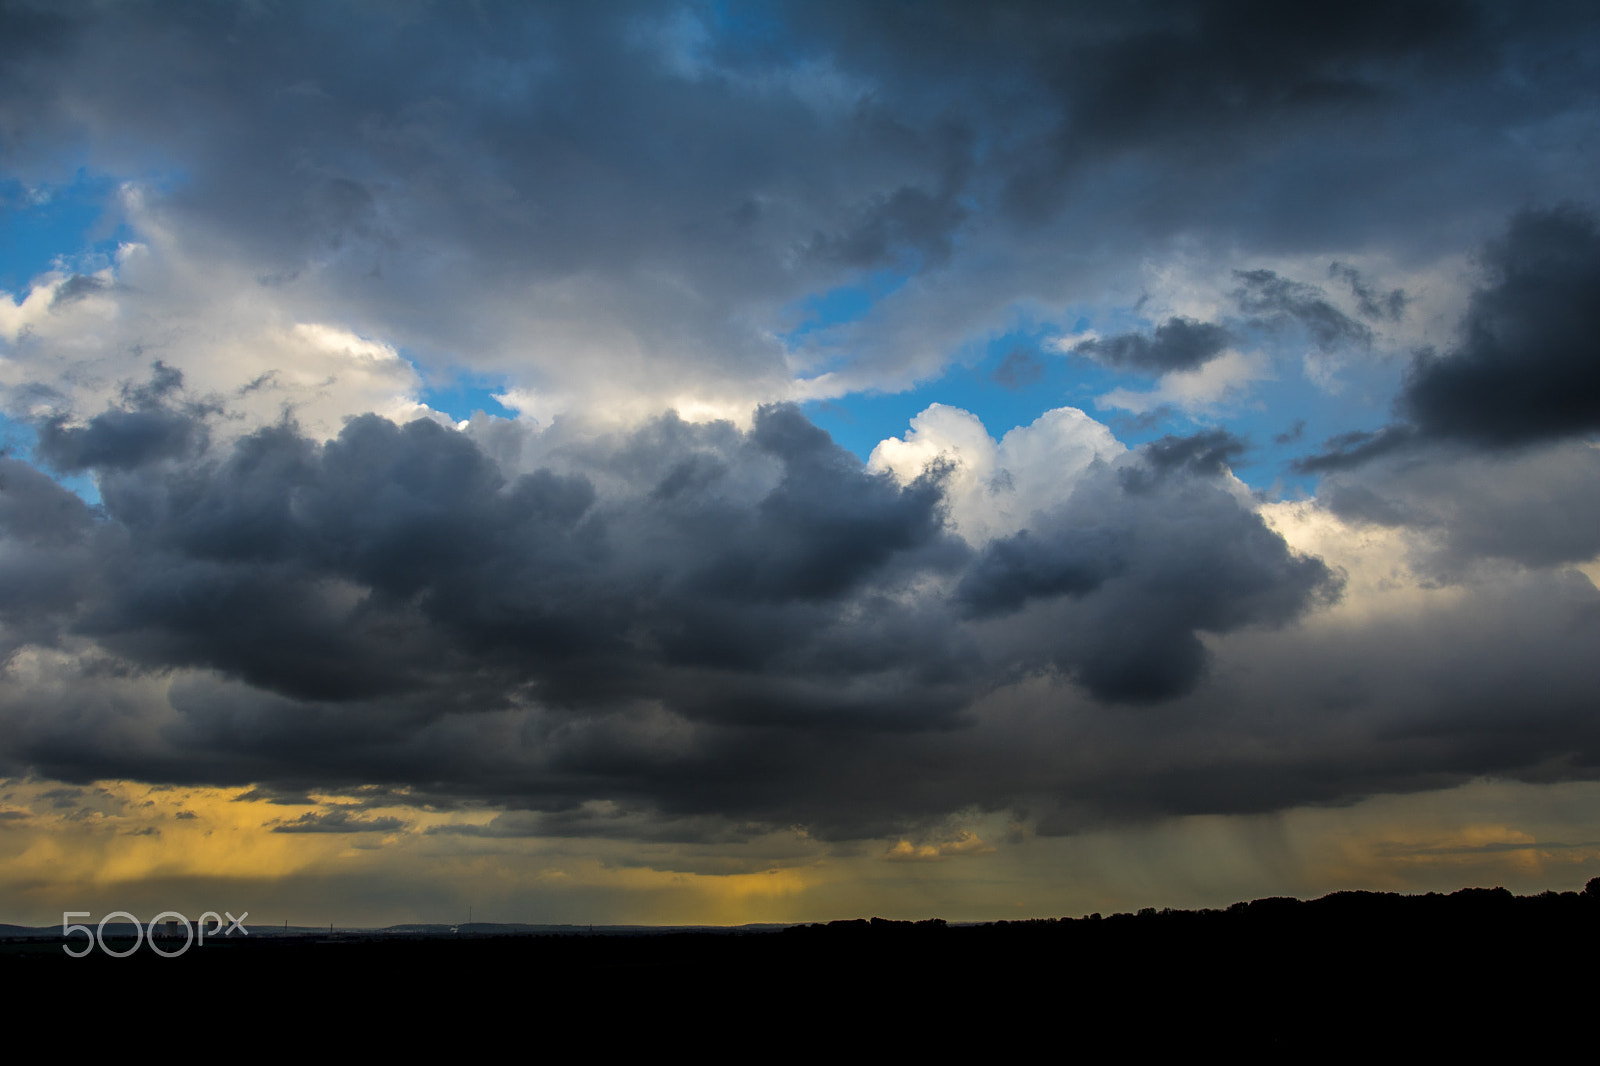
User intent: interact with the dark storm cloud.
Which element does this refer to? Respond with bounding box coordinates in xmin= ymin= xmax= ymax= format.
xmin=1021 ymin=0 xmax=1485 ymax=202
xmin=790 ymin=0 xmax=1526 ymax=224
xmin=0 ymin=456 xmax=93 ymax=544
xmin=35 ymin=363 xmax=203 ymax=473
xmin=1401 ymin=206 xmax=1600 ymax=448
xmin=1129 ymin=428 xmax=1250 ymax=481
xmin=58 ymin=406 xmax=967 ymax=722
xmin=944 ymin=430 xmax=1324 ymax=704
xmin=0 ymin=457 xmax=99 ymax=653
xmin=36 ymin=409 xmax=199 ymax=472
xmin=8 ymin=386 xmax=1543 ymax=837
xmin=957 ymin=529 xmax=1124 ymax=619
xmin=687 ymin=406 xmax=954 ymax=603
xmin=967 ymin=444 xmax=1336 ymax=702
xmin=1299 ymin=207 xmax=1600 ymax=472
xmin=15 ymin=403 xmax=974 ymax=719
xmin=0 ymin=403 xmax=1342 ymax=831
xmin=1073 ymin=318 xmax=1233 ymax=375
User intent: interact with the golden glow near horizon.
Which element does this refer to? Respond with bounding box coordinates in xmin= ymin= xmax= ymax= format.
xmin=3 ymin=774 xmax=1596 ymax=929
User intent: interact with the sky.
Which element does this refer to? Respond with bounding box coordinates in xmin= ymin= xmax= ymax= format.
xmin=1 ymin=0 xmax=1599 ymax=928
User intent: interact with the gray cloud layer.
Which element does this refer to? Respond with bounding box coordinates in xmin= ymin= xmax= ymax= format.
xmin=4 ymin=1 xmax=1597 ymax=407
xmin=0 ymin=399 xmax=1340 ymax=835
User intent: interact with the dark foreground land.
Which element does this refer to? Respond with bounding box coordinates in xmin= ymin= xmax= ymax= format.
xmin=5 ymin=885 xmax=1595 ymax=1046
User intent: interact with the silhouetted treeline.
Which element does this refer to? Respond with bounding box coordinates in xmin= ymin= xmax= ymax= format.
xmin=7 ymin=882 xmax=1595 ymax=1047
xmin=783 ymin=880 xmax=1600 ymax=940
